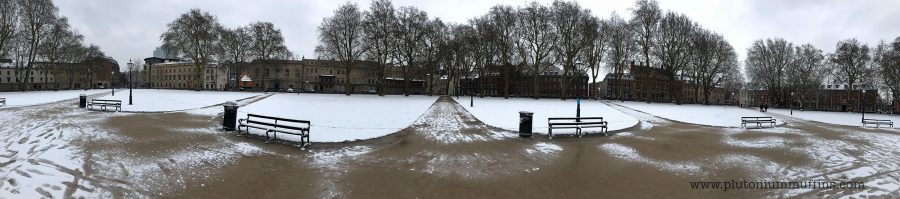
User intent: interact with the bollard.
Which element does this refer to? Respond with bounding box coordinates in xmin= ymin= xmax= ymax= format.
xmin=223 ymin=101 xmax=239 ymax=131
xmin=519 ymin=111 xmax=533 ymax=138
xmin=79 ymin=94 xmax=87 ymax=108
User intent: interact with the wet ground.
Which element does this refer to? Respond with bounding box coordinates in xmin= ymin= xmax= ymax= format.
xmin=0 ymin=95 xmax=899 ymax=198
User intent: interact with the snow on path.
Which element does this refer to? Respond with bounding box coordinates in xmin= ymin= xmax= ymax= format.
xmin=768 ymin=108 xmax=899 ymax=128
xmin=93 ymin=89 xmax=262 ymax=112
xmin=0 ymin=89 xmax=109 ymax=107
xmin=460 ymin=97 xmax=639 ymax=134
xmin=238 ymin=93 xmax=438 ymax=142
xmin=612 ymin=101 xmax=783 ymax=127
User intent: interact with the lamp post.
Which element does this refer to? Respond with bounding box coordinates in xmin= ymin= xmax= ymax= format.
xmin=731 ymin=92 xmax=735 ymax=106
xmin=469 ymin=78 xmax=474 ymax=107
xmin=861 ymin=89 xmax=866 ymax=122
xmin=128 ymin=60 xmax=133 ymax=105
xmin=790 ymin=92 xmax=794 ymax=115
xmin=111 ymin=71 xmax=114 ymax=96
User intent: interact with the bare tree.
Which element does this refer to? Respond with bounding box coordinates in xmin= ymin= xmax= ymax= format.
xmin=161 ymin=9 xmax=222 ymax=90
xmin=16 ymin=0 xmax=57 ymax=91
xmin=317 ymin=3 xmax=365 ymax=95
xmin=629 ymin=0 xmax=662 ymax=66
xmin=605 ymin=12 xmax=634 ymax=100
xmin=693 ymin=31 xmax=738 ymax=104
xmin=422 ymin=18 xmax=446 ymax=96
xmin=875 ymin=37 xmax=900 ymax=109
xmin=249 ymin=21 xmax=291 ymax=60
xmin=787 ymin=43 xmax=826 ymax=109
xmin=219 ymin=26 xmax=252 ymax=90
xmin=393 ymin=6 xmax=429 ymax=96
xmin=551 ymin=0 xmax=596 ymax=100
xmin=0 ymin=0 xmax=17 ymax=59
xmin=516 ymin=2 xmax=557 ymax=99
xmin=829 ymin=38 xmax=872 ymax=107
xmin=585 ymin=19 xmax=609 ymax=100
xmin=653 ymin=12 xmax=694 ymax=103
xmin=745 ymin=38 xmax=793 ymax=106
xmin=362 ymin=0 xmax=397 ymax=96
xmin=485 ymin=5 xmax=517 ymax=99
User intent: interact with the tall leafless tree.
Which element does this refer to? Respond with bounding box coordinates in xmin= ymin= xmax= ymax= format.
xmin=829 ymin=38 xmax=873 ymax=110
xmin=746 ymin=38 xmax=793 ymax=106
xmin=875 ymin=37 xmax=900 ymax=108
xmin=585 ymin=19 xmax=609 ymax=100
xmin=787 ymin=43 xmax=826 ymax=109
xmin=362 ymin=0 xmax=397 ymax=96
xmin=219 ymin=26 xmax=252 ymax=90
xmin=630 ymin=0 xmax=662 ymax=66
xmin=516 ymin=2 xmax=556 ymax=99
xmin=249 ymin=21 xmax=291 ymax=60
xmin=485 ymin=5 xmax=517 ymax=99
xmin=654 ymin=12 xmax=694 ymax=103
xmin=0 ymin=0 xmax=17 ymax=59
xmin=692 ymin=31 xmax=738 ymax=105
xmin=317 ymin=3 xmax=365 ymax=95
xmin=551 ymin=0 xmax=596 ymax=100
xmin=16 ymin=0 xmax=57 ymax=91
xmin=605 ymin=12 xmax=634 ymax=100
xmin=393 ymin=6 xmax=429 ymax=96
xmin=161 ymin=9 xmax=222 ymax=90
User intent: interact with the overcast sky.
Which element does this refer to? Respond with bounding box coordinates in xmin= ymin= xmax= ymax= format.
xmin=54 ymin=0 xmax=900 ymax=72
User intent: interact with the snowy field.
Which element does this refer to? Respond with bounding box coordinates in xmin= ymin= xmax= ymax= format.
xmin=238 ymin=93 xmax=438 ymax=142
xmin=92 ymin=89 xmax=262 ymax=112
xmin=769 ymin=108 xmax=900 ymax=128
xmin=612 ymin=101 xmax=783 ymax=127
xmin=460 ymin=97 xmax=639 ymax=135
xmin=0 ymin=89 xmax=109 ymax=107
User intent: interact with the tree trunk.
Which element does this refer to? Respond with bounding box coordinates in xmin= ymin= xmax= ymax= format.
xmin=503 ymin=63 xmax=510 ymax=99
xmin=532 ymin=69 xmax=539 ymax=99
xmin=346 ymin=62 xmax=352 ymax=96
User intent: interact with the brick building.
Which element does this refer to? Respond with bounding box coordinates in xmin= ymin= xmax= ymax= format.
xmin=147 ymin=61 xmax=226 ymax=90
xmin=599 ymin=61 xmax=728 ymax=104
xmin=458 ymin=65 xmax=588 ymax=98
xmin=0 ymin=57 xmax=118 ymax=91
xmin=746 ymin=84 xmax=878 ymax=112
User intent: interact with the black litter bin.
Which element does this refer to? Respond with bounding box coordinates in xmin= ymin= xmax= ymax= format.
xmin=519 ymin=111 xmax=533 ymax=138
xmin=223 ymin=101 xmax=238 ymax=131
xmin=79 ymin=94 xmax=87 ymax=108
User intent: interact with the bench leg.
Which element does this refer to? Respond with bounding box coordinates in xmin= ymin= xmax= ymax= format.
xmin=548 ymin=128 xmax=553 ymax=139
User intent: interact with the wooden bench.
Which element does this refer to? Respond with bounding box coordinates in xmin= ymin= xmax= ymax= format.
xmin=88 ymin=99 xmax=121 ymax=111
xmin=548 ymin=117 xmax=607 ymax=138
xmin=0 ymin=97 xmax=5 ymax=106
xmin=238 ymin=114 xmax=311 ymax=147
xmin=862 ymin=119 xmax=893 ymax=128
xmin=741 ymin=117 xmax=776 ymax=128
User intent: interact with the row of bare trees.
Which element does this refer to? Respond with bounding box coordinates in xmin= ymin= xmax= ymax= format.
xmin=315 ymin=0 xmax=740 ymax=102
xmin=160 ymin=9 xmax=293 ymax=90
xmin=0 ymin=0 xmax=106 ymax=91
xmin=746 ymin=36 xmax=900 ymax=109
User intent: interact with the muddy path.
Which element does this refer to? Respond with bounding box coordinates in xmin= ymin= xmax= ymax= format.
xmin=0 ymin=96 xmax=898 ymax=198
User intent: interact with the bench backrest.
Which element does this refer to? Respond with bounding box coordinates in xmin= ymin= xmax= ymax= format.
xmin=742 ymin=117 xmax=773 ymax=120
xmin=92 ymin=99 xmax=121 ymax=103
xmin=863 ymin=119 xmax=892 ymax=122
xmin=548 ymin=117 xmax=604 ymax=121
xmin=246 ymin=114 xmax=310 ymax=130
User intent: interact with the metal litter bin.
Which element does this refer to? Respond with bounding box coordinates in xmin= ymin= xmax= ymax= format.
xmin=519 ymin=111 xmax=533 ymax=138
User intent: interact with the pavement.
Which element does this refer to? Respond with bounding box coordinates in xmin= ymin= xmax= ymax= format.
xmin=0 ymin=95 xmax=898 ymax=198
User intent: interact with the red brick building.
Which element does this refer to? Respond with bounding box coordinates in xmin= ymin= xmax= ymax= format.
xmin=459 ymin=65 xmax=588 ymax=98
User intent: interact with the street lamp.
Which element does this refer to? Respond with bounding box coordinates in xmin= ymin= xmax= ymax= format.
xmin=111 ymin=71 xmax=115 ymax=96
xmin=861 ymin=89 xmax=866 ymax=122
xmin=469 ymin=78 xmax=474 ymax=107
xmin=790 ymin=92 xmax=794 ymax=115
xmin=731 ymin=92 xmax=735 ymax=106
xmin=128 ymin=60 xmax=133 ymax=105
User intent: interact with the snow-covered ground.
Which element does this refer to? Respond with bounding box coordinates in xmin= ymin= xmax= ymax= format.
xmin=460 ymin=97 xmax=639 ymax=134
xmin=0 ymin=89 xmax=109 ymax=107
xmin=92 ymin=89 xmax=262 ymax=112
xmin=612 ymin=101 xmax=783 ymax=127
xmin=238 ymin=93 xmax=438 ymax=142
xmin=769 ymin=108 xmax=900 ymax=128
